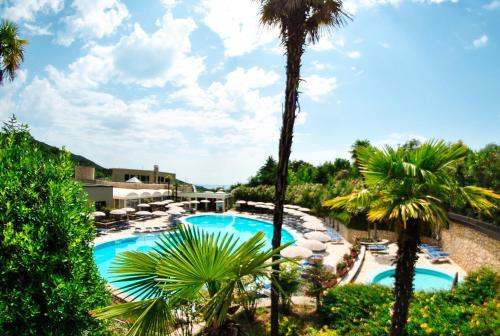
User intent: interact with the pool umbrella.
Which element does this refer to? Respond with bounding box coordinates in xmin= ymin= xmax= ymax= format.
xmin=122 ymin=207 xmax=136 ymax=213
xmin=303 ymin=221 xmax=327 ymax=231
xmin=170 ymin=207 xmax=186 ymax=214
xmin=301 ymin=215 xmax=319 ymax=222
xmin=152 ymin=211 xmax=167 ymax=216
xmin=304 ymin=231 xmax=331 ymax=242
xmin=190 ymin=200 xmax=200 ymax=204
xmin=163 ymin=200 xmax=174 ymax=204
xmin=110 ymin=209 xmax=126 ymax=216
xmin=297 ymin=239 xmax=326 ymax=252
xmin=137 ymin=203 xmax=150 ymax=208
xmin=236 ymin=200 xmax=246 ymax=204
xmin=92 ymin=211 xmax=106 ymax=217
xmin=136 ymin=211 xmax=152 ymax=216
xmin=298 ymin=207 xmax=310 ymax=212
xmin=167 ymin=209 xmax=183 ymax=215
xmin=247 ymin=201 xmax=256 ymax=206
xmin=280 ymin=246 xmax=313 ymax=259
xmin=200 ymin=200 xmax=210 ymax=203
xmin=150 ymin=201 xmax=164 ymax=205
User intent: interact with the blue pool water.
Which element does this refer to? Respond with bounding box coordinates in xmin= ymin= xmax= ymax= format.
xmin=371 ymin=267 xmax=455 ymax=291
xmin=184 ymin=215 xmax=295 ymax=250
xmin=94 ymin=215 xmax=295 ymax=288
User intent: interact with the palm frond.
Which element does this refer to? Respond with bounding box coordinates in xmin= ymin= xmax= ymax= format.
xmin=92 ymin=297 xmax=175 ymax=336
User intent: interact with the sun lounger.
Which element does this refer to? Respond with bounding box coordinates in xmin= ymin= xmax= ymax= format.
xmin=426 ymin=252 xmax=450 ymax=263
xmin=144 ymin=227 xmax=153 ymax=233
xmin=422 ymin=248 xmax=443 ymax=253
xmin=419 ymin=244 xmax=440 ymax=251
xmin=426 ymin=252 xmax=449 ymax=258
xmin=326 ymin=228 xmax=343 ymax=243
xmin=368 ymin=245 xmax=389 ymax=253
xmin=152 ymin=227 xmax=163 ymax=232
xmin=134 ymin=227 xmax=144 ymax=234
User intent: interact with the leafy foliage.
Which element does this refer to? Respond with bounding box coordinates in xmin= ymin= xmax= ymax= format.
xmin=320 ymin=267 xmax=499 ymax=335
xmin=0 ymin=125 xmax=110 ymax=335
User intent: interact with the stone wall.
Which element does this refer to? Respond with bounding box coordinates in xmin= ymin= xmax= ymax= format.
xmin=441 ymin=218 xmax=500 ymax=272
xmin=331 ymin=214 xmax=500 ymax=273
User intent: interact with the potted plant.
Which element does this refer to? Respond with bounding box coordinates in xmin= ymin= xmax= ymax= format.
xmin=336 ymin=262 xmax=347 ymax=278
xmin=343 ymin=253 xmax=353 ymax=267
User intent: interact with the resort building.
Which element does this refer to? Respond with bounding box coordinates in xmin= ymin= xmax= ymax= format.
xmin=76 ymin=165 xmax=233 ymax=211
xmin=111 ymin=165 xmax=175 ymax=184
xmin=82 ymin=183 xmax=113 ymax=210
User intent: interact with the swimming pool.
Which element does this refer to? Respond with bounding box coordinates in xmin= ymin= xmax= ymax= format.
xmin=94 ymin=214 xmax=296 ymax=287
xmin=369 ymin=267 xmax=456 ymax=291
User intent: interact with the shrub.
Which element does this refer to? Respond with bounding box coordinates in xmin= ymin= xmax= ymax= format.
xmin=320 ymin=267 xmax=500 ymax=335
xmin=278 ymin=316 xmax=301 ymax=336
xmin=278 ymin=262 xmax=302 ymax=312
xmin=0 ymin=127 xmax=110 ymax=335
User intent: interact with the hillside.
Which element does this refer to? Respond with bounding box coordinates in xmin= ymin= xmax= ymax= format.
xmin=33 ymin=139 xmax=112 ymax=179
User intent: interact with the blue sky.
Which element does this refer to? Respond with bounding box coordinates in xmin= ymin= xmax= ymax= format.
xmin=1 ymin=0 xmax=499 ymax=185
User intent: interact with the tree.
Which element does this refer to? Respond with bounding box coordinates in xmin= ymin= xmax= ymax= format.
xmin=93 ymin=226 xmax=289 ymax=335
xmin=255 ymin=2 xmax=349 ymax=334
xmin=249 ymin=156 xmax=277 ymax=186
xmin=304 ymin=260 xmax=334 ymax=312
xmin=349 ymin=139 xmax=371 ymax=164
xmin=324 ymin=140 xmax=499 ymax=335
xmin=0 ymin=122 xmax=110 ymax=335
xmin=0 ymin=20 xmax=28 ymax=85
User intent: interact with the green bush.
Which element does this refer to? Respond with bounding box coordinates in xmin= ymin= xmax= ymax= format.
xmin=0 ymin=128 xmax=110 ymax=335
xmin=320 ymin=267 xmax=499 ymax=335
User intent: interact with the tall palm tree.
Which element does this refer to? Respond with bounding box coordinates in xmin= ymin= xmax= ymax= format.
xmin=255 ymin=1 xmax=349 ymax=333
xmin=0 ymin=20 xmax=28 ymax=85
xmin=92 ymin=225 xmax=290 ymax=335
xmin=324 ymin=140 xmax=499 ymax=336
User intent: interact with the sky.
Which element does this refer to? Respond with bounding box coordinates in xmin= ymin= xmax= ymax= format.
xmin=1 ymin=0 xmax=499 ymax=185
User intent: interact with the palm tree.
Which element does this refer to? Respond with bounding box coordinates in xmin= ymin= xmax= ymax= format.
xmin=324 ymin=140 xmax=499 ymax=335
xmin=0 ymin=20 xmax=28 ymax=85
xmin=255 ymin=1 xmax=349 ymax=333
xmin=92 ymin=225 xmax=290 ymax=335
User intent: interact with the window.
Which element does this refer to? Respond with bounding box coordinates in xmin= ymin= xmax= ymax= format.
xmin=95 ymin=201 xmax=106 ymax=210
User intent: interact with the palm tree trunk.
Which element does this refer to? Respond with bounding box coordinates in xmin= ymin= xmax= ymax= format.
xmin=270 ymin=20 xmax=306 ymax=336
xmin=390 ymin=220 xmax=420 ymax=336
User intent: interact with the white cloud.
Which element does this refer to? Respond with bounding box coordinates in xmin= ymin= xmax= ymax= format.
xmin=23 ymin=23 xmax=53 ymax=36
xmin=1 ymin=0 xmax=63 ymax=22
xmin=472 ymin=35 xmax=488 ymax=48
xmin=170 ymin=66 xmax=282 ymax=145
xmin=343 ymin=0 xmax=457 ymax=14
xmin=56 ymin=0 xmax=129 ymax=46
xmin=484 ymin=0 xmax=500 ymax=10
xmin=199 ymin=0 xmax=277 ymax=56
xmin=56 ymin=13 xmax=204 ymax=88
xmin=343 ymin=0 xmax=402 ymax=14
xmin=311 ymin=61 xmax=335 ymax=71
xmin=309 ymin=36 xmax=345 ymax=52
xmin=347 ymin=51 xmax=362 ymax=59
xmin=301 ymin=75 xmax=337 ymax=102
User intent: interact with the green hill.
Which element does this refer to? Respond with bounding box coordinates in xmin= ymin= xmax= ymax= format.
xmin=33 ymin=139 xmax=112 ymax=179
